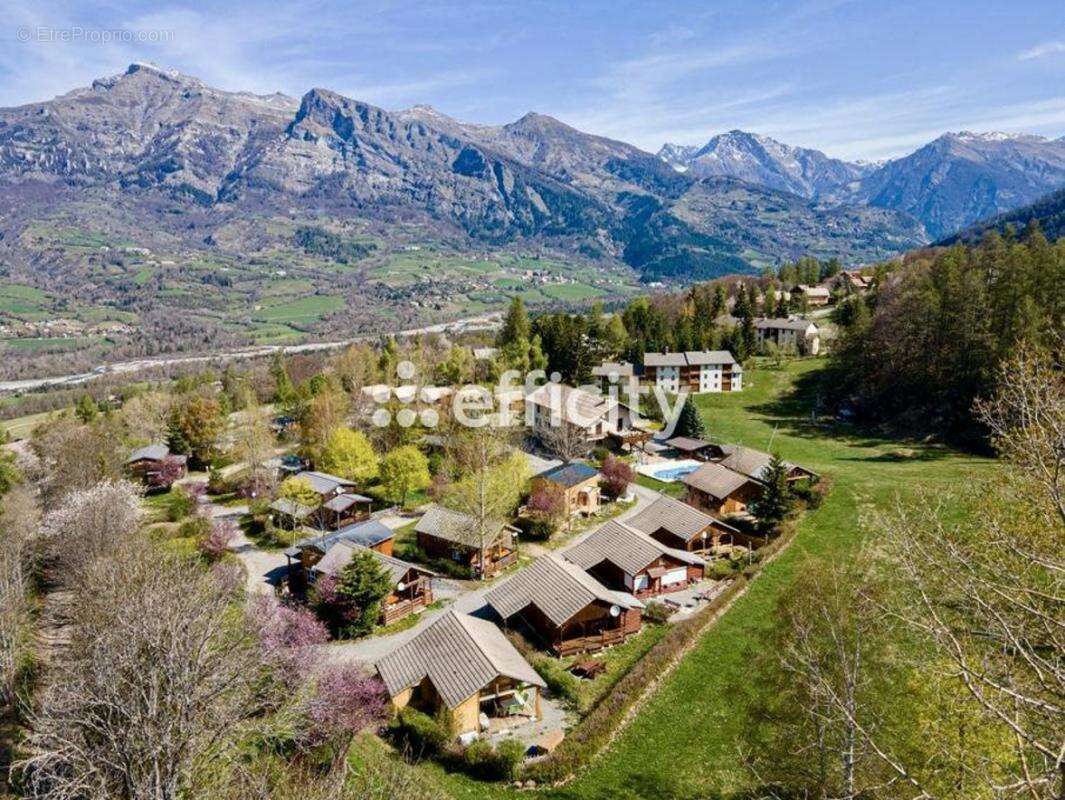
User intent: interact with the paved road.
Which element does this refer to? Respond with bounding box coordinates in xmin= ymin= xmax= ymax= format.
xmin=0 ymin=311 xmax=502 ymax=395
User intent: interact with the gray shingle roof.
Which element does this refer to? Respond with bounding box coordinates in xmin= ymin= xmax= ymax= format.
xmin=270 ymin=498 xmax=317 ymax=520
xmin=127 ymin=443 xmax=170 ymax=463
xmin=563 ymin=519 xmax=702 ymax=576
xmin=664 ymin=436 xmax=713 ymax=452
xmin=321 ymin=493 xmax=372 ymax=513
xmin=414 ymin=505 xmax=514 ymax=550
xmin=485 ymin=553 xmax=642 ymax=627
xmin=644 ymin=352 xmax=687 ymax=367
xmin=591 ymin=361 xmax=635 ymax=378
xmin=626 ymin=494 xmax=739 ymax=541
xmin=755 ymin=318 xmax=819 ymax=333
xmin=294 ymin=470 xmax=357 ymax=495
xmin=375 ymin=610 xmax=544 ymax=708
xmin=290 ymin=519 xmax=394 ymax=558
xmin=681 ymin=462 xmax=752 ymax=499
xmin=312 ymin=540 xmax=431 ymax=585
xmin=683 ymin=350 xmax=737 ymax=366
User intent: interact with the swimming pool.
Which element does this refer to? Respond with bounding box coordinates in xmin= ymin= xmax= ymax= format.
xmin=637 ymin=459 xmax=701 ymax=483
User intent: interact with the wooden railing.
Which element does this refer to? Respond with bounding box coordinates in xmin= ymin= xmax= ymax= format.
xmin=382 ymin=593 xmax=431 ymax=625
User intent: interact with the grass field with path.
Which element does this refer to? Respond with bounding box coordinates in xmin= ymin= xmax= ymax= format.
xmin=413 ymin=358 xmax=994 ymax=799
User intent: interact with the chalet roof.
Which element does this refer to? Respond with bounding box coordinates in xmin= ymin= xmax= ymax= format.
xmin=285 ymin=518 xmax=395 ymax=557
xmin=563 ymin=519 xmax=702 ymax=577
xmin=591 ymin=361 xmax=635 ymax=379
xmin=375 ymin=611 xmax=544 ymax=708
xmin=716 ymin=445 xmax=815 ymax=482
xmin=321 ymin=493 xmax=373 ymax=513
xmin=485 ymin=553 xmax=642 ymax=628
xmin=294 ymin=470 xmax=357 ymax=496
xmin=536 ymin=461 xmax=599 ymax=488
xmin=681 ymin=462 xmax=752 ymax=500
xmin=664 ymin=436 xmax=713 ymax=453
xmin=270 ymin=498 xmax=317 ymax=520
xmin=414 ymin=505 xmax=514 ymax=550
xmin=312 ymin=540 xmax=431 ymax=585
xmin=755 ymin=317 xmax=819 ymax=333
xmin=795 ymin=284 xmax=830 ymax=298
xmin=127 ymin=443 xmax=170 ymax=463
xmin=683 ymin=350 xmax=737 ymax=366
xmin=626 ymin=494 xmax=739 ymax=542
xmin=525 ymin=383 xmax=613 ymax=428
xmin=644 ymin=352 xmax=687 ymax=367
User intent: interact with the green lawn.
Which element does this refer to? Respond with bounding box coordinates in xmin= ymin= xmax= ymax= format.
xmin=420 ymin=358 xmax=994 ymax=799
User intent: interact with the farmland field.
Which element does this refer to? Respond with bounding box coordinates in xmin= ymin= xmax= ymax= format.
xmin=407 ymin=358 xmax=994 ymax=800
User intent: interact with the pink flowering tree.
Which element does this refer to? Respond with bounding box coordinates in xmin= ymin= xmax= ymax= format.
xmin=149 ymin=456 xmax=186 ymax=489
xmin=302 ymin=664 xmax=389 ymax=748
xmin=248 ymin=595 xmax=329 ymax=686
xmin=599 ymin=454 xmax=635 ymax=500
xmin=198 ymin=518 xmax=238 ymax=561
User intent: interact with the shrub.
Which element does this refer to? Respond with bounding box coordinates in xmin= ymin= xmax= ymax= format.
xmin=303 ymin=665 xmax=389 ymax=744
xmin=530 ymin=655 xmax=580 ymax=703
xmin=792 ymin=476 xmax=830 ymax=509
xmin=166 ymin=487 xmax=194 ymax=521
xmin=206 ymin=469 xmax=231 ymax=496
xmin=709 ymin=560 xmax=739 ymax=580
xmin=463 ymin=738 xmax=526 ymax=781
xmin=641 ymin=600 xmax=672 ymax=624
xmin=515 ymin=514 xmax=556 ymax=542
xmin=389 ymin=707 xmax=450 ymax=757
xmin=178 ymin=514 xmax=211 ymax=540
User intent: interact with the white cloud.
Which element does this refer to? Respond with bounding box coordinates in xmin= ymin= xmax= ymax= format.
xmin=1018 ymin=41 xmax=1065 ymax=61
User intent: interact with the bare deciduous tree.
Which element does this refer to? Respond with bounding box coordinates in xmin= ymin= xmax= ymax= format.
xmin=17 ymin=541 xmax=270 ymax=800
xmin=883 ymin=343 xmax=1064 ymax=799
xmin=41 ymin=479 xmax=142 ymax=583
xmin=0 ymin=484 xmax=39 ymax=708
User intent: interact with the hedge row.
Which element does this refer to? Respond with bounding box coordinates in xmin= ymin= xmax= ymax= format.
xmin=522 ymin=574 xmax=749 ymax=784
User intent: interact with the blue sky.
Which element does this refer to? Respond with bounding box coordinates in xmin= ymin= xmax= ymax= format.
xmin=2 ymin=0 xmax=1064 ymax=160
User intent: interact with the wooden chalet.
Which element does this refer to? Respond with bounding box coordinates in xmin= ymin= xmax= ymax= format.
xmin=626 ymin=494 xmax=742 ymax=553
xmin=563 ymin=520 xmax=705 ymax=598
xmin=272 ymin=470 xmax=372 ymax=530
xmin=126 ymin=443 xmax=186 ymax=487
xmin=711 ymin=444 xmax=818 ymax=485
xmin=681 ymin=461 xmax=762 ymax=516
xmin=525 ymin=383 xmax=639 ymax=453
xmin=663 ymin=436 xmax=718 ymax=461
xmin=376 ymin=611 xmax=546 ymax=738
xmin=414 ymin=505 xmax=518 ymax=578
xmin=485 ymin=553 xmax=644 ymax=656
xmin=531 ymin=461 xmax=601 ymax=516
xmin=310 ymin=539 xmax=434 ymax=625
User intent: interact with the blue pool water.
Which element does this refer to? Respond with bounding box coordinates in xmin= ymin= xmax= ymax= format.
xmin=649 ymin=464 xmax=699 ymax=482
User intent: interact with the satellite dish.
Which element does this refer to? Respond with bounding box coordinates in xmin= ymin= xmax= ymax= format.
xmin=609 ymin=604 xmax=621 ymax=617
xmin=396 ymin=581 xmax=406 ymax=592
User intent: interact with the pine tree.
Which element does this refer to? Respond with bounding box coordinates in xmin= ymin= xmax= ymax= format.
xmin=498 ymin=297 xmax=531 ymax=348
xmin=751 ymin=454 xmax=794 ymax=531
xmin=673 ymin=398 xmax=707 ymax=440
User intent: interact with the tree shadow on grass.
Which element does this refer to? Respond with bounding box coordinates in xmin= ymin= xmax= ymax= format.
xmin=746 ymin=367 xmax=970 ymax=460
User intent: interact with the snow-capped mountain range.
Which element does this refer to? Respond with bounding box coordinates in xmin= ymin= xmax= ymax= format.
xmin=659 ymin=130 xmax=1065 ymax=238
